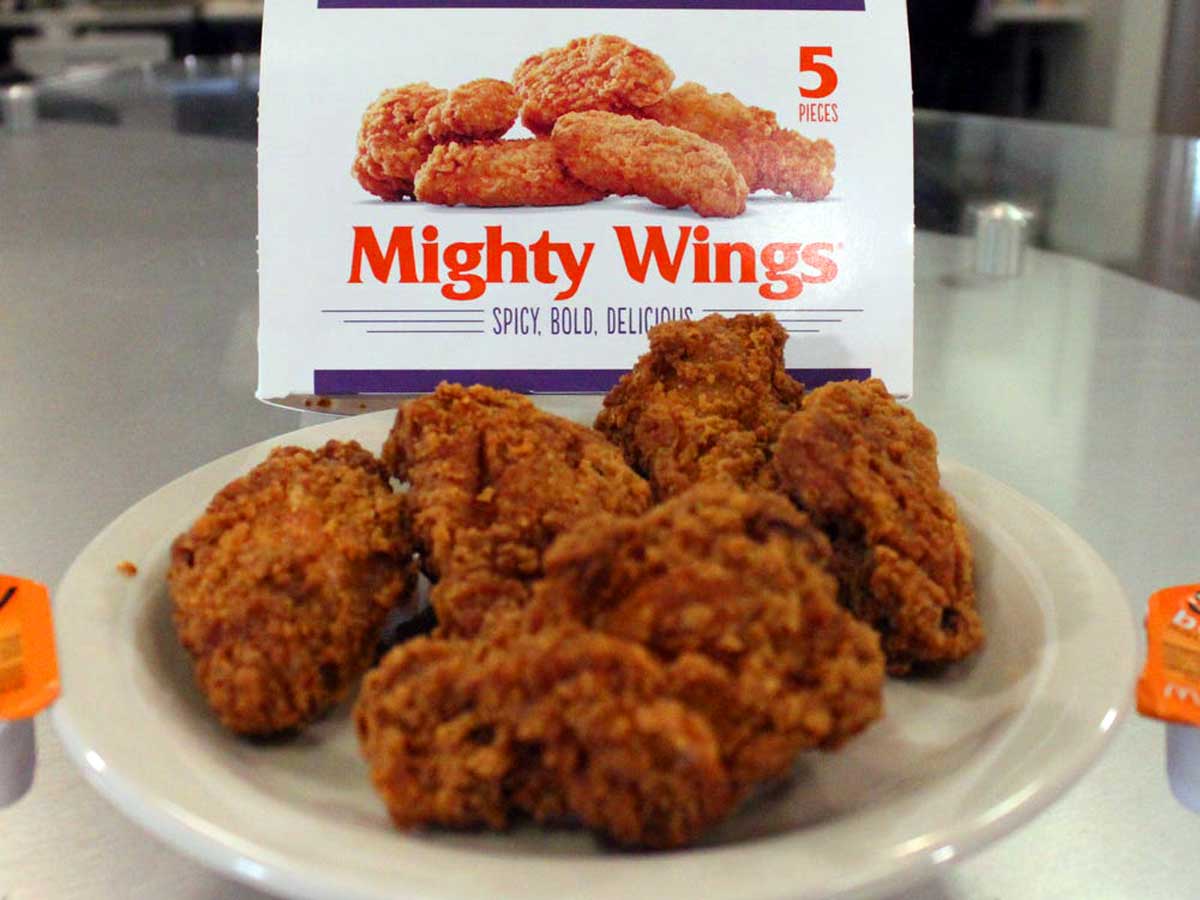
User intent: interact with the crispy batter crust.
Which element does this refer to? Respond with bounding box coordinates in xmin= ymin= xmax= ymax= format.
xmin=353 ymin=83 xmax=448 ymax=200
xmin=425 ymin=78 xmax=521 ymax=142
xmin=381 ymin=383 xmax=651 ymax=634
xmin=355 ymin=624 xmax=733 ymax=848
xmin=513 ymin=34 xmax=674 ymax=135
xmin=552 ymin=111 xmax=747 ymax=218
xmin=596 ymin=313 xmax=805 ymax=500
xmin=643 ymin=82 xmax=835 ymax=201
xmin=414 ymin=139 xmax=604 ymax=208
xmin=169 ymin=441 xmax=416 ymax=735
xmin=531 ymin=483 xmax=884 ymax=788
xmin=773 ymin=379 xmax=984 ymax=673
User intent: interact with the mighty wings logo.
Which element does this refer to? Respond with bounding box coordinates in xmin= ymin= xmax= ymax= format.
xmin=348 ymin=224 xmax=840 ymax=301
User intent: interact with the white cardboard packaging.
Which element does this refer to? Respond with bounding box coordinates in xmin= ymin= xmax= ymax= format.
xmin=258 ymin=1 xmax=912 ymax=402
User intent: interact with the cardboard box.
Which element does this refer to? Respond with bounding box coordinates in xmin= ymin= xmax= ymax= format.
xmin=258 ymin=1 xmax=912 ymax=403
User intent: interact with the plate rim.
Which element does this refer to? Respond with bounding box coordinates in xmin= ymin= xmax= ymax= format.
xmin=51 ymin=410 xmax=1137 ymax=900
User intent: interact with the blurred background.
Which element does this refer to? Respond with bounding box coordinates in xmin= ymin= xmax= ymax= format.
xmin=0 ymin=0 xmax=261 ymax=78
xmin=909 ymin=0 xmax=1197 ymax=136
xmin=1 ymin=0 xmax=1197 ymax=297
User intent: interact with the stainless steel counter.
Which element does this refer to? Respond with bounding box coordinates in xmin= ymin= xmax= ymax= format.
xmin=2 ymin=109 xmax=1199 ymax=897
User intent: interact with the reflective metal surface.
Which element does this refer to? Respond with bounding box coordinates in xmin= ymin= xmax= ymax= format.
xmin=1 ymin=82 xmax=36 ymax=132
xmin=916 ymin=108 xmax=1200 ymax=299
xmin=11 ymin=56 xmax=260 ymax=140
xmin=969 ymin=200 xmax=1034 ymax=277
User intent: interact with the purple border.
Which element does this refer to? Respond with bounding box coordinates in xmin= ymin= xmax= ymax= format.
xmin=314 ymin=368 xmax=870 ymax=394
xmin=319 ymin=1 xmax=864 ymax=8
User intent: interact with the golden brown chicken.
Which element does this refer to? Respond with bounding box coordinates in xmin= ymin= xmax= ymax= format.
xmin=355 ymin=621 xmax=733 ymax=849
xmin=169 ymin=441 xmax=415 ymax=735
xmin=595 ymin=313 xmax=805 ymax=500
xmin=381 ymin=383 xmax=651 ymax=635
xmin=530 ymin=483 xmax=885 ymax=789
xmin=773 ymin=379 xmax=984 ymax=673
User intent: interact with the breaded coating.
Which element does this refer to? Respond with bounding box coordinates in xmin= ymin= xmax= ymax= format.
xmin=595 ymin=313 xmax=805 ymax=500
xmin=353 ymin=83 xmax=447 ymax=200
xmin=531 ymin=484 xmax=884 ymax=789
xmin=513 ymin=34 xmax=674 ymax=135
xmin=355 ymin=624 xmax=733 ymax=849
xmin=773 ymin=379 xmax=983 ymax=674
xmin=381 ymin=383 xmax=651 ymax=635
xmin=425 ymin=78 xmax=521 ymax=142
xmin=643 ymin=82 xmax=836 ymax=201
xmin=169 ymin=442 xmax=416 ymax=735
xmin=553 ymin=111 xmax=748 ymax=218
xmin=414 ymin=139 xmax=604 ymax=208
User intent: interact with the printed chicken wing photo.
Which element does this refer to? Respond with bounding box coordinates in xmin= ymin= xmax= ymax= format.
xmin=414 ymin=138 xmax=605 ymax=207
xmin=552 ymin=110 xmax=748 ymax=217
xmin=513 ymin=34 xmax=674 ymax=135
xmin=353 ymin=83 xmax=448 ymax=200
xmin=643 ymin=82 xmax=836 ymax=201
xmin=424 ymin=78 xmax=521 ymax=142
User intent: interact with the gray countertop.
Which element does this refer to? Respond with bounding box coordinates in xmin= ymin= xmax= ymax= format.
xmin=2 ymin=119 xmax=1199 ymax=899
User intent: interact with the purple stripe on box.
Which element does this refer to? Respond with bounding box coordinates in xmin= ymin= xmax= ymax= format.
xmin=319 ymin=1 xmax=864 ymax=9
xmin=314 ymin=368 xmax=870 ymax=394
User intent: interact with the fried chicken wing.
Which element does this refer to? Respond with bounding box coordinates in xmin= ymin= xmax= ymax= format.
xmin=353 ymin=83 xmax=448 ymax=200
xmin=552 ymin=111 xmax=747 ymax=218
xmin=772 ymin=379 xmax=983 ymax=674
xmin=530 ymin=483 xmax=884 ymax=789
xmin=643 ymin=82 xmax=835 ymax=201
xmin=381 ymin=383 xmax=651 ymax=635
xmin=595 ymin=313 xmax=805 ymax=500
xmin=424 ymin=78 xmax=521 ymax=142
xmin=169 ymin=441 xmax=416 ymax=735
xmin=355 ymin=624 xmax=733 ymax=849
xmin=513 ymin=34 xmax=674 ymax=135
xmin=414 ymin=139 xmax=604 ymax=208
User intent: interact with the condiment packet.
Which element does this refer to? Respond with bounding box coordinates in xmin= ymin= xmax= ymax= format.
xmin=0 ymin=576 xmax=60 ymax=720
xmin=1137 ymin=584 xmax=1200 ymax=725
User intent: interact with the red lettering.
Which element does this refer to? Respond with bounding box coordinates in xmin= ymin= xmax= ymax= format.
xmin=714 ymin=243 xmax=757 ymax=283
xmin=347 ymin=226 xmax=416 ymax=284
xmin=802 ymin=243 xmax=838 ymax=284
xmin=614 ymin=225 xmax=691 ymax=283
xmin=443 ymin=242 xmax=485 ymax=300
xmin=760 ymin=243 xmax=804 ymax=300
xmin=485 ymin=225 xmax=529 ymax=284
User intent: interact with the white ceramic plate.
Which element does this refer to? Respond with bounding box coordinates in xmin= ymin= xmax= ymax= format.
xmin=52 ymin=401 xmax=1136 ymax=900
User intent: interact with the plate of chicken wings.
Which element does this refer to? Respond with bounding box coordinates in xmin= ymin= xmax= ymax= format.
xmin=53 ymin=314 xmax=1135 ymax=900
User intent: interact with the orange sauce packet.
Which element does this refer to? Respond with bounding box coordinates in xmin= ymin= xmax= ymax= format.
xmin=1137 ymin=584 xmax=1200 ymax=725
xmin=0 ymin=575 xmax=60 ymax=720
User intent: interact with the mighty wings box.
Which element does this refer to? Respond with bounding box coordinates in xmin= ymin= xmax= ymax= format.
xmin=257 ymin=1 xmax=913 ymax=405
